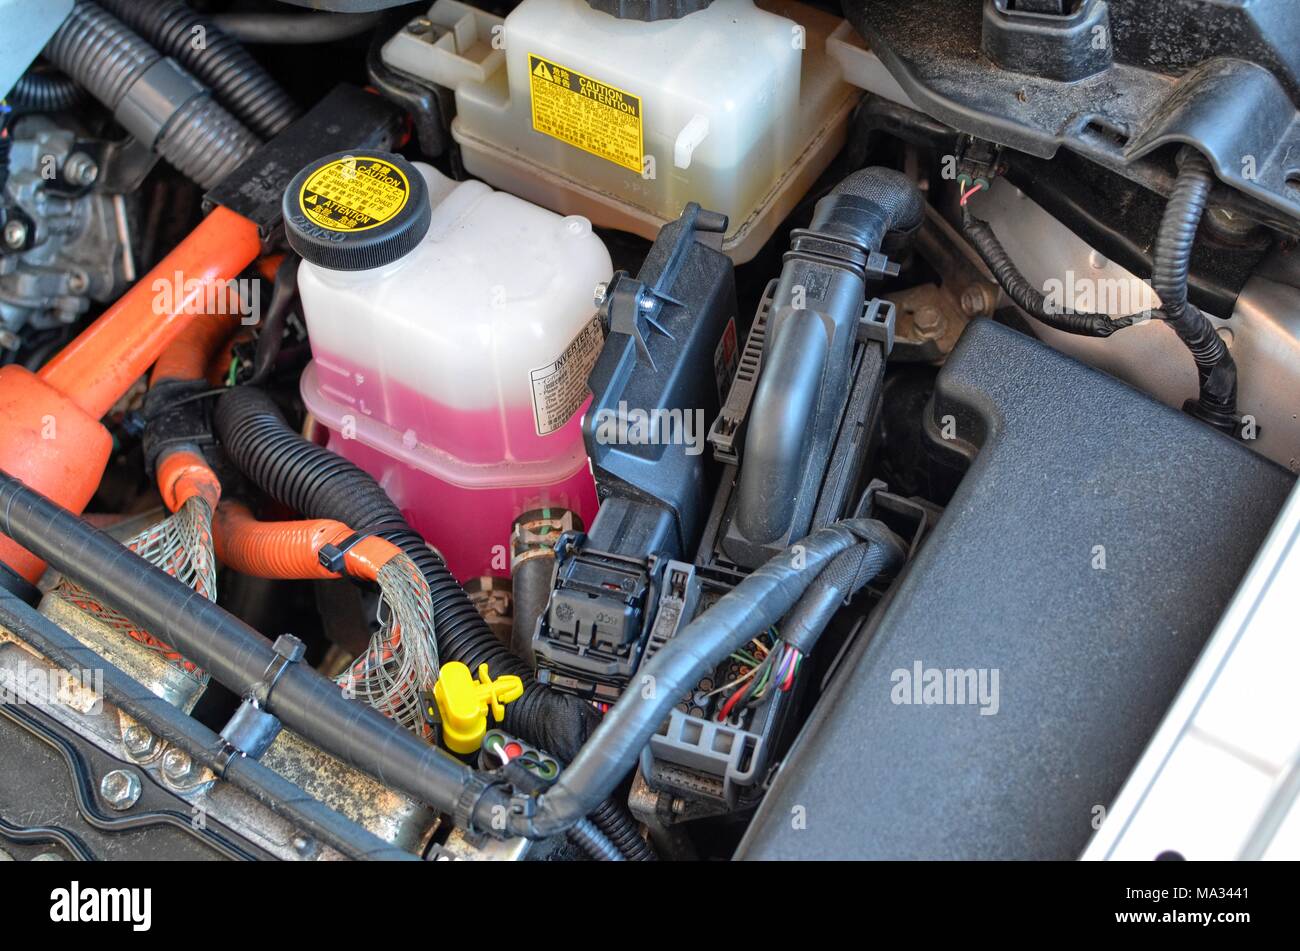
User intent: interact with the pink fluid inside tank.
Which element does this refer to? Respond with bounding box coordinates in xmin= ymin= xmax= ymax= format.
xmin=301 ymin=357 xmax=599 ymax=581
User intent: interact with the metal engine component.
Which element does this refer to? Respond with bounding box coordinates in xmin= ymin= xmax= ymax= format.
xmin=0 ymin=116 xmax=135 ymax=338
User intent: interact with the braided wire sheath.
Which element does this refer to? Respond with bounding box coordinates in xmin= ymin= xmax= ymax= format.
xmin=337 ymin=554 xmax=441 ymax=736
xmin=961 ymin=206 xmax=1143 ymax=337
xmin=55 ymin=495 xmax=216 ymax=684
xmin=44 ymin=1 xmax=258 ymax=188
xmin=99 ymin=0 xmax=300 ymax=139
xmin=1150 ymin=151 xmax=1238 ymax=426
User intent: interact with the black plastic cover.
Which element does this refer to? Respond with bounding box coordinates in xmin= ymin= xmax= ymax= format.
xmin=206 ymin=84 xmax=403 ymax=237
xmin=737 ymin=320 xmax=1294 ymax=860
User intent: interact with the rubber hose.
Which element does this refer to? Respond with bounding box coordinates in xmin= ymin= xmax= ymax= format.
xmin=510 ymin=551 xmax=553 ymax=668
xmin=44 ymin=1 xmax=259 ymax=189
xmin=567 ymin=817 xmax=625 ymax=861
xmin=99 ymin=0 xmax=300 ymax=140
xmin=780 ymin=524 xmax=906 ymax=655
xmin=491 ymin=521 xmax=875 ymax=839
xmin=7 ymin=71 xmax=86 ymax=114
xmin=212 ymin=387 xmax=653 ymax=857
xmin=0 ymin=469 xmax=484 ymax=822
xmin=1150 ymin=151 xmax=1238 ymax=427
xmin=962 ymin=206 xmax=1140 ymax=337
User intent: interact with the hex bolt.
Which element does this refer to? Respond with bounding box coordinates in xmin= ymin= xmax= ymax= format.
xmin=593 ymin=282 xmax=608 ymax=307
xmin=123 ymin=723 xmax=158 ymax=759
xmin=161 ymin=747 xmax=195 ymax=784
xmin=100 ymin=769 xmax=142 ymax=810
xmin=3 ymin=220 xmax=28 ymax=250
xmin=914 ymin=304 xmax=946 ymax=337
xmin=63 ymin=152 xmax=99 ymax=187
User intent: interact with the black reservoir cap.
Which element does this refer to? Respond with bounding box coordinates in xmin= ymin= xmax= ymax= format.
xmin=283 ymin=150 xmax=430 ymax=271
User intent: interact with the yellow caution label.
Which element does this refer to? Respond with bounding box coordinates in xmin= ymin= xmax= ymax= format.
xmin=528 ymin=54 xmax=643 ymax=174
xmin=298 ymin=155 xmax=411 ymax=232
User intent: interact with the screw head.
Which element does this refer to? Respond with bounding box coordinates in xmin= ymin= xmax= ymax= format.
xmin=593 ymin=282 xmax=608 ymax=307
xmin=123 ymin=724 xmax=158 ymax=759
xmin=405 ymin=16 xmax=432 ymax=34
xmin=161 ymin=748 xmax=194 ymax=784
xmin=100 ymin=769 xmax=142 ymax=810
xmin=3 ymin=219 xmax=28 ymax=250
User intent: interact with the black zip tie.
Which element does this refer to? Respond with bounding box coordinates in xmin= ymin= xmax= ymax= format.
xmin=317 ymin=532 xmax=370 ymax=575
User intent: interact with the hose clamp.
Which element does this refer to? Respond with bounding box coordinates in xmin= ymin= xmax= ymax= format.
xmin=249 ymin=633 xmax=306 ymax=708
xmin=215 ymin=697 xmax=282 ymax=772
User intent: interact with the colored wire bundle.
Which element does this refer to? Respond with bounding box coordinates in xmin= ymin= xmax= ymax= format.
xmin=710 ymin=629 xmax=802 ymax=723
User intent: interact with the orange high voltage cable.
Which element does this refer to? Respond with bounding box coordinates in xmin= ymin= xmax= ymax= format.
xmin=0 ymin=207 xmax=260 ymax=581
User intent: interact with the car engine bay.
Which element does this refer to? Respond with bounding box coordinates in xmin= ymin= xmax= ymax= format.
xmin=0 ymin=0 xmax=1297 ymax=863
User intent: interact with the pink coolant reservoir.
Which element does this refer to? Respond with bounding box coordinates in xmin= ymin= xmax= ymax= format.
xmin=284 ymin=150 xmax=611 ymax=579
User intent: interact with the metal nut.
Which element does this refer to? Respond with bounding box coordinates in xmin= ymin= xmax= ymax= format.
xmin=959 ymin=283 xmax=997 ymax=319
xmin=100 ymin=769 xmax=142 ymax=810
xmin=63 ymin=152 xmax=99 ymax=187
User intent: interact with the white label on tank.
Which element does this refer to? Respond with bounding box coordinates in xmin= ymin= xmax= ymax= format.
xmin=529 ymin=316 xmax=605 ymax=436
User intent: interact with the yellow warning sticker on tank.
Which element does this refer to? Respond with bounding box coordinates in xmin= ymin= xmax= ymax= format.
xmin=298 ymin=156 xmax=410 ymax=232
xmin=528 ymin=54 xmax=643 ymax=174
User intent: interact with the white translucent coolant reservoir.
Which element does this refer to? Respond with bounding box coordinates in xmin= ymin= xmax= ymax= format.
xmin=382 ymin=0 xmax=860 ymax=261
xmin=284 ymin=151 xmax=612 ymax=579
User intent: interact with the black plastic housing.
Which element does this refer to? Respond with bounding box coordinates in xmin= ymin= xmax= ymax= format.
xmin=737 ymin=320 xmax=1295 ymax=860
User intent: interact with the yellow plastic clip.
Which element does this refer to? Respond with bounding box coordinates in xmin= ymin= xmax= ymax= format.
xmin=432 ymin=662 xmax=524 ymax=754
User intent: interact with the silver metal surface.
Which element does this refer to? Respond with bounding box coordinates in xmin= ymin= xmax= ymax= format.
xmin=0 ymin=116 xmax=134 ymax=337
xmin=972 ymin=179 xmax=1300 ymax=471
xmin=1083 ymin=481 xmax=1300 ymax=860
xmin=0 ymin=596 xmax=441 ymax=860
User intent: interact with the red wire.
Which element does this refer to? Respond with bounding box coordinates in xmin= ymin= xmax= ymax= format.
xmin=959 ymin=181 xmax=985 ymax=207
xmin=717 ymin=676 xmax=753 ymax=722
